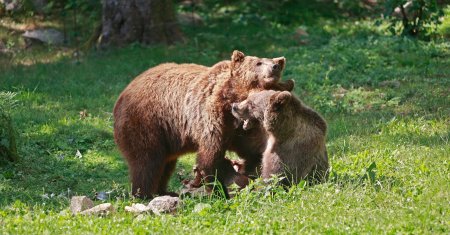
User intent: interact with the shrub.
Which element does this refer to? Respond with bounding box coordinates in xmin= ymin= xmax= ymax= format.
xmin=383 ymin=0 xmax=444 ymax=37
xmin=438 ymin=5 xmax=450 ymax=37
xmin=0 ymin=91 xmax=19 ymax=163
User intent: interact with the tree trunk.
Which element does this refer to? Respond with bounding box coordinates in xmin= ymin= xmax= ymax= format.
xmin=99 ymin=0 xmax=183 ymax=46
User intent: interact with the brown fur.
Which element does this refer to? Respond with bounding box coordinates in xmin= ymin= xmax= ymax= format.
xmin=231 ymin=90 xmax=329 ymax=185
xmin=113 ymin=50 xmax=292 ymax=198
xmin=184 ymin=157 xmax=245 ymax=189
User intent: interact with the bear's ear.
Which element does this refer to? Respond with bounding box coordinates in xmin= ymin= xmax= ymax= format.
xmin=273 ymin=57 xmax=286 ymax=71
xmin=231 ymin=50 xmax=245 ymax=63
xmin=271 ymin=91 xmax=291 ymax=111
xmin=231 ymin=50 xmax=246 ymax=76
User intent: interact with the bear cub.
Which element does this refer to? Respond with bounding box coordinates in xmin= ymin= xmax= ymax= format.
xmin=231 ymin=90 xmax=329 ymax=185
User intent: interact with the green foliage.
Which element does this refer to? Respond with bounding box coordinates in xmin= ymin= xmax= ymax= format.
xmin=0 ymin=91 xmax=18 ymax=113
xmin=383 ymin=0 xmax=444 ymax=37
xmin=438 ymin=5 xmax=450 ymax=37
xmin=42 ymin=0 xmax=101 ymax=18
xmin=8 ymin=0 xmax=102 ymax=17
xmin=333 ymin=0 xmax=382 ymax=17
xmin=0 ymin=92 xmax=19 ymax=163
xmin=193 ymin=0 xmax=338 ymax=26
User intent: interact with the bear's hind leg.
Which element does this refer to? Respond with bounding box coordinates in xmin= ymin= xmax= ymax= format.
xmin=157 ymin=160 xmax=179 ymax=197
xmin=197 ymin=148 xmax=229 ymax=198
xmin=128 ymin=152 xmax=166 ymax=199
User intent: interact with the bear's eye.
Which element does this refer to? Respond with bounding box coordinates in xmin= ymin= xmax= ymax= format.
xmin=256 ymin=62 xmax=262 ymax=66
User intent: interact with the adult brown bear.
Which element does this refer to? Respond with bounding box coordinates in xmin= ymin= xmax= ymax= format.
xmin=113 ymin=50 xmax=293 ymax=198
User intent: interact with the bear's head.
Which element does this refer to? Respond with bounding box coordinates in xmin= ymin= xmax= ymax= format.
xmin=230 ymin=50 xmax=286 ymax=88
xmin=231 ymin=90 xmax=293 ymax=131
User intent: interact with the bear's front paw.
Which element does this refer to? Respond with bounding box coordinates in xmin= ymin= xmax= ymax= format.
xmin=262 ymin=79 xmax=295 ymax=92
xmin=232 ymin=173 xmax=250 ymax=189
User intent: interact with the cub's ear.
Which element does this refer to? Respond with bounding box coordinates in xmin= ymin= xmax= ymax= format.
xmin=271 ymin=91 xmax=291 ymax=111
xmin=231 ymin=50 xmax=245 ymax=63
xmin=273 ymin=57 xmax=286 ymax=71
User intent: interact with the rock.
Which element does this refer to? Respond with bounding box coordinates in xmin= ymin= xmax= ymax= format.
xmin=124 ymin=203 xmax=151 ymax=214
xmin=22 ymin=28 xmax=64 ymax=45
xmin=193 ymin=203 xmax=211 ymax=213
xmin=79 ymin=203 xmax=114 ymax=216
xmin=177 ymin=12 xmax=203 ymax=26
xmin=70 ymin=196 xmax=94 ymax=214
xmin=148 ymin=196 xmax=181 ymax=214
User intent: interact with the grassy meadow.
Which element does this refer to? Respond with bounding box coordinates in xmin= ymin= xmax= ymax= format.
xmin=0 ymin=4 xmax=449 ymax=234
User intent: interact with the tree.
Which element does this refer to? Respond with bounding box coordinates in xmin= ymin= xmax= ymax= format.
xmin=99 ymin=0 xmax=184 ymax=46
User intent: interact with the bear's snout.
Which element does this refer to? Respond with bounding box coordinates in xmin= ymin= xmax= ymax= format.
xmin=232 ymin=103 xmax=238 ymax=112
xmin=231 ymin=103 xmax=246 ymax=119
xmin=268 ymin=63 xmax=282 ymax=80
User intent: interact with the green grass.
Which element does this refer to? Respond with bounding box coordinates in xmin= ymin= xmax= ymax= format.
xmin=0 ymin=12 xmax=449 ymax=234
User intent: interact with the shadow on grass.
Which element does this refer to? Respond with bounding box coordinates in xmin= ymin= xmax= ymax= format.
xmin=0 ymin=119 xmax=193 ymax=208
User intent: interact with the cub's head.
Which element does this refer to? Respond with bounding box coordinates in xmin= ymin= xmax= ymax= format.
xmin=230 ymin=50 xmax=286 ymax=88
xmin=231 ymin=90 xmax=293 ymax=131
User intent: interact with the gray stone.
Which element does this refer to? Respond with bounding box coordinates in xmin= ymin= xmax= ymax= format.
xmin=70 ymin=196 xmax=94 ymax=214
xmin=124 ymin=203 xmax=151 ymax=214
xmin=79 ymin=203 xmax=114 ymax=216
xmin=148 ymin=196 xmax=181 ymax=214
xmin=22 ymin=28 xmax=64 ymax=45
